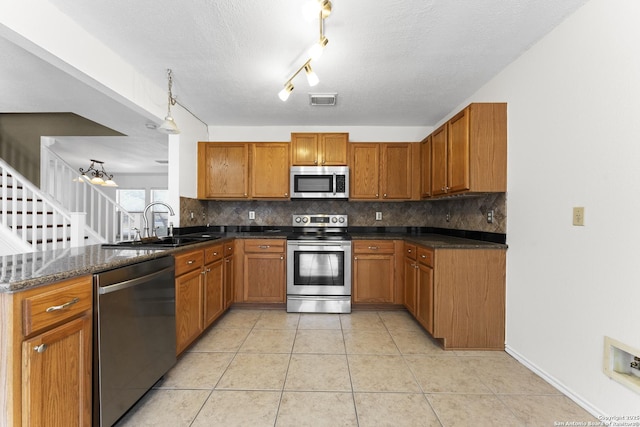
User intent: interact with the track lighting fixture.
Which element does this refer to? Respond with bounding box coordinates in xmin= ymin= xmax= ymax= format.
xmin=158 ymin=69 xmax=180 ymax=134
xmin=279 ymin=0 xmax=332 ymax=101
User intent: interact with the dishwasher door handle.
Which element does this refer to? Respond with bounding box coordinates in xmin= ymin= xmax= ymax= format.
xmin=98 ymin=266 xmax=175 ymax=295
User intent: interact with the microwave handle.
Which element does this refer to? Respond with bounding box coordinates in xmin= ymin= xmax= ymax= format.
xmin=333 ymin=173 xmax=336 ymax=195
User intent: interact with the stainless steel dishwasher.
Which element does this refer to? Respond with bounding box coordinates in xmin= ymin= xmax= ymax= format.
xmin=93 ymin=256 xmax=176 ymax=427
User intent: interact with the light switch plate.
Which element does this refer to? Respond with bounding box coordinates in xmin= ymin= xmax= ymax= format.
xmin=572 ymin=207 xmax=585 ymax=226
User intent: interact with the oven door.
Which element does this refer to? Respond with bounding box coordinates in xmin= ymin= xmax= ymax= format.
xmin=286 ymin=240 xmax=352 ymax=296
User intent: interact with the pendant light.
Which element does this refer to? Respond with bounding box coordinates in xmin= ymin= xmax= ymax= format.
xmin=158 ymin=69 xmax=180 ymax=134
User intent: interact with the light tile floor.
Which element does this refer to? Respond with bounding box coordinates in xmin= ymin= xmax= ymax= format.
xmin=115 ymin=309 xmax=597 ymax=426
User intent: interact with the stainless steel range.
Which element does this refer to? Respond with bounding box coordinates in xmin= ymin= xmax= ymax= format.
xmin=286 ymin=214 xmax=352 ymax=313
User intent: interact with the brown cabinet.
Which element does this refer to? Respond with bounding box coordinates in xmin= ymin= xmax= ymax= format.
xmin=414 ymin=247 xmax=434 ymax=334
xmin=223 ymin=242 xmax=235 ymax=309
xmin=251 ymin=142 xmax=290 ymax=198
xmin=420 ymin=135 xmax=432 ymax=198
xmin=429 ymin=103 xmax=507 ymax=197
xmin=403 ymin=243 xmax=417 ymax=315
xmin=291 ymin=133 xmax=348 ymax=166
xmin=198 ymin=142 xmax=290 ymax=200
xmin=405 ymin=244 xmax=506 ymax=350
xmin=175 ymin=242 xmax=232 ymax=355
xmin=352 ymin=240 xmax=396 ymax=304
xmin=198 ymin=142 xmax=249 ymax=199
xmin=350 ymin=143 xmax=419 ymax=200
xmin=241 ymin=239 xmax=286 ymax=303
xmin=0 ymin=275 xmax=93 ymax=427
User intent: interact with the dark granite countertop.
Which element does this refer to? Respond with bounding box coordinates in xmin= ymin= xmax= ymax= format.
xmin=1 ymin=226 xmax=505 ymax=294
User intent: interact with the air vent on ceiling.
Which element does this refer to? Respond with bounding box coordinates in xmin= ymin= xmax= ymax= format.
xmin=309 ymin=93 xmax=337 ymax=106
xmin=155 ymin=160 xmax=169 ymax=164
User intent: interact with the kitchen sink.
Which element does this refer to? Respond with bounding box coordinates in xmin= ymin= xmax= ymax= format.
xmin=102 ymin=234 xmax=220 ymax=249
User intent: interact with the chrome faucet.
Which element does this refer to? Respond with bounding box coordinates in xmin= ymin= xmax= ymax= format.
xmin=142 ymin=202 xmax=175 ymax=238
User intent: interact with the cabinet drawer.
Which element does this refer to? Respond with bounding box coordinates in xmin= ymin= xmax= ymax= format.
xmin=353 ymin=240 xmax=395 ymax=254
xmin=223 ymin=241 xmax=234 ymax=257
xmin=417 ymin=247 xmax=434 ymax=267
xmin=22 ymin=276 xmax=92 ymax=336
xmin=175 ymin=249 xmax=204 ymax=276
xmin=204 ymin=244 xmax=224 ymax=264
xmin=244 ymin=239 xmax=285 ymax=253
xmin=404 ymin=243 xmax=417 ymax=260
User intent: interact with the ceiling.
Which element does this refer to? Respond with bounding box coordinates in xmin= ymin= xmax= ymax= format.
xmin=1 ymin=0 xmax=589 ymax=172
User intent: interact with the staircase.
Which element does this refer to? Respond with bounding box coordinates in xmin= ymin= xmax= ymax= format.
xmin=0 ymin=146 xmax=137 ymax=254
xmin=0 ymin=158 xmax=77 ymax=252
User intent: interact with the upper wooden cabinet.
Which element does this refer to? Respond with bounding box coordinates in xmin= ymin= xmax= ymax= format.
xmin=198 ymin=142 xmax=289 ymax=199
xmin=420 ymin=135 xmax=432 ymax=198
xmin=429 ymin=103 xmax=507 ymax=197
xmin=291 ymin=133 xmax=348 ymax=166
xmin=198 ymin=142 xmax=249 ymax=199
xmin=251 ymin=143 xmax=290 ymax=198
xmin=350 ymin=143 xmax=420 ymax=200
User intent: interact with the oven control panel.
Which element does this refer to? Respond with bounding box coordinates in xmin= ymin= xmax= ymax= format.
xmin=292 ymin=214 xmax=348 ymax=227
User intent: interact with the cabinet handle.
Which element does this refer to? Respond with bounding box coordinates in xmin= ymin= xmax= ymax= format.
xmin=225 ymin=259 xmax=231 ymax=263
xmin=354 ymin=256 xmax=358 ymax=261
xmin=407 ymin=249 xmax=412 ymax=253
xmin=213 ymin=252 xmax=218 ymax=256
xmin=375 ymin=193 xmax=379 ymax=197
xmin=187 ymin=259 xmax=196 ymax=265
xmin=314 ymin=159 xmax=318 ymax=165
xmin=258 ymin=245 xmax=271 ymax=249
xmin=284 ymin=193 xmax=288 ymax=197
xmin=33 ymin=344 xmax=47 ymax=353
xmin=383 ymin=194 xmax=387 ymax=198
xmin=45 ymin=297 xmax=80 ymax=313
xmin=201 ymin=270 xmax=207 ymax=275
xmin=368 ymin=246 xmax=379 ymax=250
xmin=421 ymin=255 xmax=427 ymax=259
xmin=280 ymin=256 xmax=284 ymax=260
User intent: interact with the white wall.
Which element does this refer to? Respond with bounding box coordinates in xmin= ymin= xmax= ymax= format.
xmin=456 ymin=0 xmax=640 ymax=415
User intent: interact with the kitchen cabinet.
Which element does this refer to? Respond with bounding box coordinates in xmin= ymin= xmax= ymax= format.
xmin=291 ymin=132 xmax=348 ymax=166
xmin=198 ymin=142 xmax=249 ymax=199
xmin=198 ymin=142 xmax=290 ymax=200
xmin=414 ymin=247 xmax=434 ymax=335
xmin=175 ymin=241 xmax=231 ymax=355
xmin=420 ymin=135 xmax=432 ymax=198
xmin=251 ymin=142 xmax=290 ymax=199
xmin=223 ymin=242 xmax=235 ymax=309
xmin=405 ymin=244 xmax=506 ymax=350
xmin=0 ymin=275 xmax=93 ymax=427
xmin=430 ymin=103 xmax=507 ymax=197
xmin=350 ymin=143 xmax=420 ymax=200
xmin=240 ymin=239 xmax=286 ymax=303
xmin=403 ymin=243 xmax=417 ymax=315
xmin=352 ymin=240 xmax=396 ymax=304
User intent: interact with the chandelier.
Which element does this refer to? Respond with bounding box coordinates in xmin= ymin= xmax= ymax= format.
xmin=79 ymin=159 xmax=118 ymax=187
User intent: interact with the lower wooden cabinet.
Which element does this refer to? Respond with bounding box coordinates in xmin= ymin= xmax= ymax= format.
xmin=353 ymin=240 xmax=396 ymax=303
xmin=403 ymin=243 xmax=418 ymax=315
xmin=403 ymin=243 xmax=506 ymax=350
xmin=240 ymin=239 xmax=286 ymax=303
xmin=175 ymin=241 xmax=232 ymax=355
xmin=0 ymin=275 xmax=93 ymax=427
xmin=223 ymin=242 xmax=235 ymax=309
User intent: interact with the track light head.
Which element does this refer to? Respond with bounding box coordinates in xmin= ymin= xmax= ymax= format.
xmin=279 ymin=82 xmax=294 ymax=101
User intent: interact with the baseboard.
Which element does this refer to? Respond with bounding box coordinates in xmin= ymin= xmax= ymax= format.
xmin=505 ymin=344 xmax=604 ymax=418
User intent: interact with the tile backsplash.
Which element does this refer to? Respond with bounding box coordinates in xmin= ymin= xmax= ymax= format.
xmin=180 ymin=193 xmax=506 ymax=234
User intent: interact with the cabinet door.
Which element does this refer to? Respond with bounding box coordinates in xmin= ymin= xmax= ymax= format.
xmin=203 ymin=260 xmax=224 ymax=328
xmin=416 ymin=263 xmax=434 ymax=334
xmin=224 ymin=255 xmax=234 ymax=309
xmin=353 ymin=254 xmax=395 ymax=303
xmin=421 ymin=136 xmax=432 ymax=198
xmin=380 ymin=143 xmax=412 ymax=199
xmin=251 ymin=143 xmax=290 ymax=198
xmin=291 ymin=133 xmax=319 ymax=165
xmin=22 ymin=314 xmax=92 ymax=427
xmin=403 ymin=257 xmax=417 ymax=315
xmin=175 ymin=269 xmax=204 ymax=354
xmin=320 ymin=133 xmax=348 ymax=165
xmin=431 ymin=125 xmax=448 ymax=196
xmin=243 ymin=253 xmax=285 ymax=302
xmin=349 ymin=143 xmax=380 ymax=199
xmin=447 ymin=108 xmax=471 ymax=193
xmin=198 ymin=142 xmax=249 ymax=198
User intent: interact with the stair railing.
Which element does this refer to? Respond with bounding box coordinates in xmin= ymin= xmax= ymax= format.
xmin=40 ymin=143 xmax=136 ymax=243
xmin=0 ymin=158 xmax=78 ymax=251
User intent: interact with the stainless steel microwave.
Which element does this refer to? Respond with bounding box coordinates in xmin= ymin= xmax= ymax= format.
xmin=290 ymin=166 xmax=349 ymax=199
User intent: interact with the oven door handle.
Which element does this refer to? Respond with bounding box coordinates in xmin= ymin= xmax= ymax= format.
xmin=288 ymin=242 xmax=350 ymax=248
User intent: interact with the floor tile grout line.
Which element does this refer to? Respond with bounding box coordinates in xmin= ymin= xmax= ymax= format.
xmin=272 ymin=311 xmax=302 ymax=426
xmin=342 ymin=312 xmax=360 ymax=426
